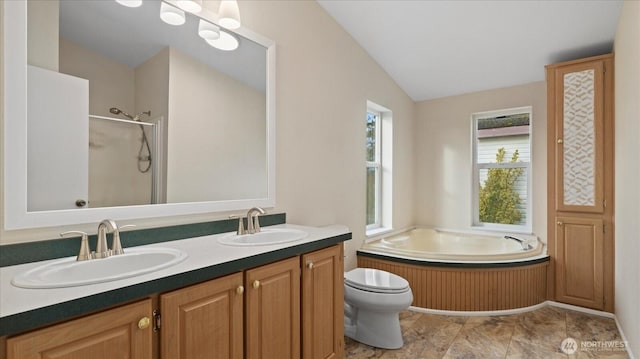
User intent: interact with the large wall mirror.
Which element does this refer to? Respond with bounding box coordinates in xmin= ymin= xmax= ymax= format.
xmin=3 ymin=0 xmax=275 ymax=229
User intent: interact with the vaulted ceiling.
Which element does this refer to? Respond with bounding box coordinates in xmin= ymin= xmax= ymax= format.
xmin=317 ymin=0 xmax=623 ymax=101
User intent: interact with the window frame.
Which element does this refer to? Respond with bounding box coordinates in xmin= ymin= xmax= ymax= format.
xmin=471 ymin=106 xmax=533 ymax=233
xmin=366 ymin=109 xmax=382 ymax=231
xmin=365 ymin=100 xmax=393 ymax=236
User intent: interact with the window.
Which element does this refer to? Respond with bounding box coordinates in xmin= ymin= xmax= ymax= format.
xmin=366 ymin=101 xmax=392 ymax=234
xmin=472 ymin=107 xmax=532 ymax=232
xmin=366 ymin=110 xmax=381 ymax=229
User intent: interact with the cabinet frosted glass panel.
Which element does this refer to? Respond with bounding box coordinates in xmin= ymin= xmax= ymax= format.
xmin=555 ymin=62 xmax=604 ymax=213
xmin=563 ymin=69 xmax=595 ymax=206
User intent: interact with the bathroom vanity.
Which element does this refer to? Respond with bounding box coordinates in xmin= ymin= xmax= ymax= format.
xmin=0 ymin=224 xmax=350 ymax=359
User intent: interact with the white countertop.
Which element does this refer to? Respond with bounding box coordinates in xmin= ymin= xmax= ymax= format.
xmin=0 ymin=223 xmax=349 ymax=319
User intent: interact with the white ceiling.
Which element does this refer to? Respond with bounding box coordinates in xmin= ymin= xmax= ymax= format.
xmin=317 ymin=0 xmax=623 ymax=101
xmin=58 ymin=0 xmax=266 ymax=92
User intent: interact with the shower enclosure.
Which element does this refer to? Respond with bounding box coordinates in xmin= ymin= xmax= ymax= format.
xmin=88 ymin=114 xmax=163 ymax=208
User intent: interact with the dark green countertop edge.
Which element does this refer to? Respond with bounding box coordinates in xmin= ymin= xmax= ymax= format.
xmin=357 ymin=251 xmax=550 ymax=268
xmin=0 ymin=213 xmax=286 ymax=267
xmin=0 ymin=232 xmax=351 ymax=337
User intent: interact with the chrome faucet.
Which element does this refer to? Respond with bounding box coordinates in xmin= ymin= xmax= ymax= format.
xmin=96 ymin=219 xmax=119 ymax=258
xmin=246 ymin=207 xmax=265 ymax=234
xmin=504 ymin=235 xmax=533 ymax=250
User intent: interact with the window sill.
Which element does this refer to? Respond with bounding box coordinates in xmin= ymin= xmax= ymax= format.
xmin=366 ymin=226 xmax=393 ymax=238
xmin=471 ymin=224 xmax=532 ymax=235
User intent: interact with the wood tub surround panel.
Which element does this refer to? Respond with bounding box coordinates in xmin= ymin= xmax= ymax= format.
xmin=357 ymin=256 xmax=548 ymax=311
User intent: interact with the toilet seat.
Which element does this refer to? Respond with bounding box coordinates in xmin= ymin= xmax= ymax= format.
xmin=344 ymin=268 xmax=409 ymax=294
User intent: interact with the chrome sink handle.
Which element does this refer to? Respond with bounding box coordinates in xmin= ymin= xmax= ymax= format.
xmin=60 ymin=231 xmax=92 ymax=261
xmin=246 ymin=207 xmax=266 ymax=234
xmin=112 ymin=224 xmax=136 ymax=256
xmin=229 ymin=214 xmax=246 ymax=235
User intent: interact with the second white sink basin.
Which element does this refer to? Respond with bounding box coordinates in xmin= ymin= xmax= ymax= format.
xmin=218 ymin=228 xmax=308 ymax=246
xmin=11 ymin=247 xmax=187 ymax=289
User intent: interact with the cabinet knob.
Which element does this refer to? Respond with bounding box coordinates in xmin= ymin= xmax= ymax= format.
xmin=557 ymin=221 xmax=563 ymax=226
xmin=557 ymin=138 xmax=564 ymax=144
xmin=306 ymin=261 xmax=314 ymax=269
xmin=236 ymin=285 xmax=244 ymax=294
xmin=252 ymin=280 xmax=260 ymax=289
xmin=138 ymin=316 xmax=150 ymax=330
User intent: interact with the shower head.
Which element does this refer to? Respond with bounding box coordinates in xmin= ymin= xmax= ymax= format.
xmin=109 ymin=107 xmax=134 ymax=120
xmin=132 ymin=111 xmax=151 ymax=121
xmin=110 ymin=107 xmax=151 ymax=121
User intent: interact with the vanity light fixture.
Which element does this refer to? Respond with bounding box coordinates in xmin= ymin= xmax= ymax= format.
xmin=218 ymin=0 xmax=242 ymax=29
xmin=205 ymin=30 xmax=239 ymax=51
xmin=176 ymin=0 xmax=202 ymax=13
xmin=115 ymin=0 xmax=143 ymax=7
xmin=160 ymin=2 xmax=186 ymax=26
xmin=198 ymin=19 xmax=220 ymax=40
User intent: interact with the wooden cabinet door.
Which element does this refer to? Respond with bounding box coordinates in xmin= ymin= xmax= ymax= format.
xmin=301 ymin=245 xmax=344 ymax=359
xmin=7 ymin=299 xmax=153 ymax=359
xmin=553 ymin=60 xmax=605 ymax=214
xmin=245 ymin=256 xmax=300 ymax=359
xmin=160 ymin=272 xmax=244 ymax=359
xmin=555 ymin=217 xmax=604 ymax=310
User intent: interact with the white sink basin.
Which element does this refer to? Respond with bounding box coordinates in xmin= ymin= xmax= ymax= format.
xmin=11 ymin=247 xmax=187 ymax=289
xmin=218 ymin=228 xmax=308 ymax=246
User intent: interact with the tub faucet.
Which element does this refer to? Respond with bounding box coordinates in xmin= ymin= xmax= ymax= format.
xmin=96 ymin=219 xmax=119 ymax=258
xmin=246 ymin=207 xmax=266 ymax=234
xmin=504 ymin=235 xmax=532 ymax=250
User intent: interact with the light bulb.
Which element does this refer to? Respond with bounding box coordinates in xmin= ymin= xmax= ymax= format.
xmin=205 ymin=30 xmax=239 ymax=51
xmin=218 ymin=0 xmax=241 ymax=29
xmin=199 ymin=19 xmax=221 ymax=40
xmin=160 ymin=2 xmax=185 ymax=26
xmin=115 ymin=0 xmax=143 ymax=7
xmin=176 ymin=0 xmax=202 ymax=13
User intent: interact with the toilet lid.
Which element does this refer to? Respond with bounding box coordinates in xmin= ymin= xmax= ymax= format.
xmin=344 ymin=268 xmax=409 ymax=293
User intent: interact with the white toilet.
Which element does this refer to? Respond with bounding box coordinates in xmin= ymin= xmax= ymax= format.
xmin=343 ymin=268 xmax=413 ymax=349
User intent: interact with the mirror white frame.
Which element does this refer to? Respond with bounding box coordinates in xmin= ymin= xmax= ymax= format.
xmin=3 ymin=1 xmax=276 ymax=230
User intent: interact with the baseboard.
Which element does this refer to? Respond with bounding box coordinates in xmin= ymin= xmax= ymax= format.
xmin=408 ymin=302 xmax=548 ymax=317
xmin=614 ymin=316 xmax=636 ymax=359
xmin=545 ymin=301 xmax=615 ymax=318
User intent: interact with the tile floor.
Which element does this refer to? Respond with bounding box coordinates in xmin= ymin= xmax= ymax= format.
xmin=344 ymin=306 xmax=629 ymax=358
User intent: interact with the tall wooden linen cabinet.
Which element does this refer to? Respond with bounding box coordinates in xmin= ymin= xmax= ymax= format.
xmin=546 ymin=54 xmax=614 ymax=312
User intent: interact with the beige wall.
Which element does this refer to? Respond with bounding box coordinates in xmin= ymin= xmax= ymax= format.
xmin=614 ymin=0 xmax=640 ymax=356
xmin=135 ymin=48 xmax=170 ymax=202
xmin=0 ymin=1 xmax=416 ymax=270
xmin=27 ymin=0 xmax=58 ymax=71
xmin=240 ymin=1 xmax=416 ymax=269
xmin=166 ymin=48 xmax=267 ymax=202
xmin=414 ymin=82 xmax=547 ymax=241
